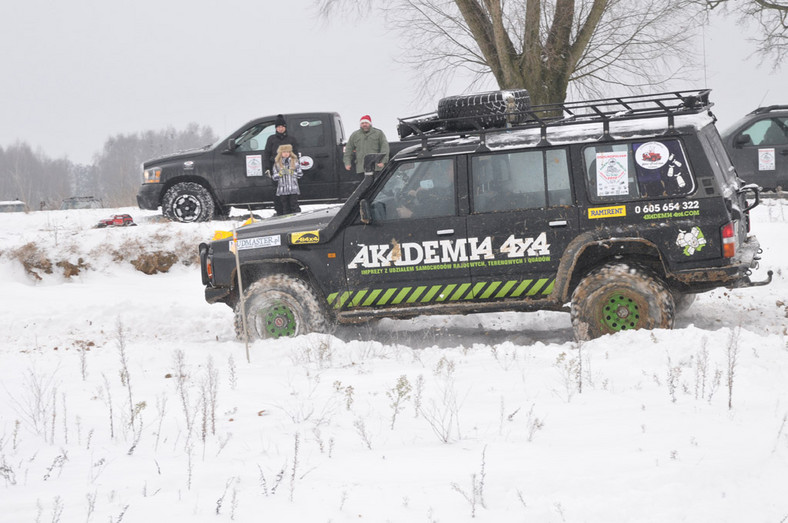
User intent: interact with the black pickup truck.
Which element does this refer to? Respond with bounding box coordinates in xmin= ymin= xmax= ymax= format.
xmin=137 ymin=112 xmax=405 ymax=222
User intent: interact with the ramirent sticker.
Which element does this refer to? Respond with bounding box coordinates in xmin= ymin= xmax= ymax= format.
xmin=588 ymin=205 xmax=626 ymax=219
xmin=291 ymin=230 xmax=320 ymax=244
xmin=236 ymin=235 xmax=281 ymax=250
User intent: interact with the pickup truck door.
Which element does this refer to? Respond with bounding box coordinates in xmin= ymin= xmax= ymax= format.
xmin=727 ymin=116 xmax=788 ymax=190
xmin=214 ymin=120 xmax=278 ymax=206
xmin=287 ymin=115 xmax=341 ymax=202
xmin=335 ymin=157 xmax=471 ymax=313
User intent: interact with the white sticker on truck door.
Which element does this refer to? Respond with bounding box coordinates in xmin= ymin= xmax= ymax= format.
xmin=759 ymin=148 xmax=775 ymax=171
xmin=246 ymin=154 xmax=263 ymax=177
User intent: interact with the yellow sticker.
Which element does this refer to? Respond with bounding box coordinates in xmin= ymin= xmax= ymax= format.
xmin=291 ymin=230 xmax=320 ymax=244
xmin=588 ymin=205 xmax=626 ymax=219
xmin=212 ymin=230 xmax=233 ymax=241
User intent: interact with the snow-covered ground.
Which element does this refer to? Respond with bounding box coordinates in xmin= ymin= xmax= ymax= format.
xmin=1 ymin=202 xmax=786 ymax=522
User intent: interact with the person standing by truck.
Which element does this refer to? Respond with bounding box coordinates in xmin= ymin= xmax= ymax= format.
xmin=272 ymin=144 xmax=303 ymax=215
xmin=344 ymin=115 xmax=390 ymax=174
xmin=264 ymin=115 xmax=300 ymax=215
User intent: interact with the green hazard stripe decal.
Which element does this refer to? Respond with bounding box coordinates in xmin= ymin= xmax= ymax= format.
xmin=326 ymin=277 xmax=555 ymax=310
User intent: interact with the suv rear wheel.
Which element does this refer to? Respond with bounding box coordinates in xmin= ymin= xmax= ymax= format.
xmin=162 ymin=182 xmax=215 ymax=223
xmin=234 ymin=275 xmax=331 ymax=340
xmin=571 ymin=263 xmax=675 ymax=340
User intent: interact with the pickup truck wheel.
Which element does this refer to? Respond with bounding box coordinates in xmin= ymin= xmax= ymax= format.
xmin=234 ymin=275 xmax=331 ymax=340
xmin=571 ymin=263 xmax=675 ymax=341
xmin=162 ymin=182 xmax=215 ymax=223
xmin=438 ymin=89 xmax=531 ymax=131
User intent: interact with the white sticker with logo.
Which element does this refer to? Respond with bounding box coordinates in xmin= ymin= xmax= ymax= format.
xmin=300 ymin=155 xmax=314 ymax=170
xmin=635 ymin=141 xmax=669 ymax=170
xmin=596 ymin=151 xmax=629 ymax=196
xmin=236 ymin=235 xmax=281 ymax=250
xmin=759 ymin=148 xmax=775 ymax=171
xmin=246 ymin=155 xmax=263 ymax=177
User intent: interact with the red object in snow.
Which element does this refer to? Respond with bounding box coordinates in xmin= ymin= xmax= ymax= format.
xmin=642 ymin=151 xmax=662 ymax=162
xmin=96 ymin=214 xmax=136 ymax=228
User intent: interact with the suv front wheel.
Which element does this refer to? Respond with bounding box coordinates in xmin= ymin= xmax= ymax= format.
xmin=571 ymin=263 xmax=675 ymax=340
xmin=234 ymin=274 xmax=332 ymax=340
xmin=162 ymin=182 xmax=215 ymax=223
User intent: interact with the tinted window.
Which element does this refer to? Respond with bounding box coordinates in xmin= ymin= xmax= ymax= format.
xmin=235 ymin=123 xmax=273 ymax=152
xmin=471 ymin=149 xmax=570 ymax=213
xmin=291 ymin=119 xmax=326 ymax=148
xmin=370 ymin=158 xmax=456 ymax=220
xmin=583 ymin=139 xmax=694 ymax=202
xmin=737 ymin=117 xmax=788 ymax=146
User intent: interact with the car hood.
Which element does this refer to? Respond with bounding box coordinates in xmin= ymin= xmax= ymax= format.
xmin=235 ymin=205 xmax=342 ymax=241
xmin=143 ymin=145 xmax=213 ymax=167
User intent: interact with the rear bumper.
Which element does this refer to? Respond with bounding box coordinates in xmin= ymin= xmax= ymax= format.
xmin=136 ymin=184 xmax=164 ymax=210
xmin=672 ymin=235 xmax=770 ymax=290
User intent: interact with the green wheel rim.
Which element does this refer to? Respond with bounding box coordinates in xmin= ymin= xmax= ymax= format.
xmin=601 ymin=293 xmax=641 ymax=332
xmin=262 ymin=303 xmax=297 ymax=338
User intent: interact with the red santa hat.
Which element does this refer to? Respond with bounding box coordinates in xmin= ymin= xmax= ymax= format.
xmin=359 ymin=115 xmax=372 ymax=125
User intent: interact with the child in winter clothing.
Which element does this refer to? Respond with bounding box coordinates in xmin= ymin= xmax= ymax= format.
xmin=272 ymin=144 xmax=303 ymax=215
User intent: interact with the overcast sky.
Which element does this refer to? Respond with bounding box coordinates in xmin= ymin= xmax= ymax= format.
xmin=1 ymin=1 xmax=785 ymax=165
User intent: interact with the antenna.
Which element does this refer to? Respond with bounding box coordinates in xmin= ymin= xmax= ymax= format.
xmin=758 ymin=91 xmax=769 ymax=108
xmin=702 ymin=23 xmax=707 ymax=88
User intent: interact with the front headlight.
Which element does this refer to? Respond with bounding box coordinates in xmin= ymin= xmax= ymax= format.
xmin=143 ymin=168 xmax=161 ymax=184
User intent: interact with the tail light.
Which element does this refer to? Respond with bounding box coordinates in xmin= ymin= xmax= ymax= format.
xmin=206 ymin=257 xmax=214 ymax=282
xmin=721 ymin=221 xmax=736 ymax=258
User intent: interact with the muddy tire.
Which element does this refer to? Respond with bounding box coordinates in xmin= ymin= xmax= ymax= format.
xmin=162 ymin=182 xmax=215 ymax=223
xmin=438 ymin=89 xmax=531 ymax=131
xmin=571 ymin=263 xmax=675 ymax=341
xmin=672 ymin=292 xmax=697 ymax=315
xmin=234 ymin=274 xmax=331 ymax=340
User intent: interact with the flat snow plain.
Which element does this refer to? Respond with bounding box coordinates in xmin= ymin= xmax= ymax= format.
xmin=1 ymin=202 xmax=787 ymax=522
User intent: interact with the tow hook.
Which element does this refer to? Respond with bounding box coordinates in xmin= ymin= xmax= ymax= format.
xmin=747 ymin=269 xmax=773 ymax=288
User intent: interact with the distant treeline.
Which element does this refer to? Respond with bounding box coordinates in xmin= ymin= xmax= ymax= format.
xmin=0 ymin=123 xmax=217 ymax=209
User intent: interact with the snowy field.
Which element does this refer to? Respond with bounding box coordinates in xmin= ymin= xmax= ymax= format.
xmin=1 ymin=202 xmax=787 ymax=522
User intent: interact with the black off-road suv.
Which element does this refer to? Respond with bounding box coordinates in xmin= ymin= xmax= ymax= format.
xmin=199 ymin=89 xmax=771 ymax=341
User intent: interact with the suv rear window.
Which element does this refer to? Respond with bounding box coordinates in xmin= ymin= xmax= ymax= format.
xmin=583 ymin=139 xmax=695 ymax=202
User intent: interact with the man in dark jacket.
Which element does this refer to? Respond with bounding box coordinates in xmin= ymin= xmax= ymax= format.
xmin=264 ymin=115 xmax=300 ymax=215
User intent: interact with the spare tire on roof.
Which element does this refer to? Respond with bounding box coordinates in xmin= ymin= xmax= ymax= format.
xmin=438 ymin=89 xmax=530 ymax=132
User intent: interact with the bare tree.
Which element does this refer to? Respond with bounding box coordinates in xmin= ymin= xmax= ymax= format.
xmin=703 ymin=0 xmax=788 ymax=67
xmin=0 ymin=142 xmax=73 ymax=209
xmin=317 ymin=0 xmax=705 ymax=105
xmin=93 ymin=123 xmax=217 ymax=206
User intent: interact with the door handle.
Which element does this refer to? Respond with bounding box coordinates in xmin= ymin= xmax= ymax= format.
xmin=314 ymin=153 xmax=330 ymax=158
xmin=549 ymin=220 xmax=567 ymax=227
xmin=437 ymin=229 xmax=455 ymax=236
xmin=779 ymin=149 xmax=788 ymax=156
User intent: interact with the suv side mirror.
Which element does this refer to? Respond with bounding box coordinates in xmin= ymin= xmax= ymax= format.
xmin=359 ymin=199 xmax=372 ymax=224
xmin=225 ymin=138 xmax=237 ymax=153
xmin=734 ymin=134 xmax=752 ymax=148
xmin=363 ymin=153 xmax=386 ymax=174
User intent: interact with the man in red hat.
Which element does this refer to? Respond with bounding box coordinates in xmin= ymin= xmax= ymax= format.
xmin=343 ymin=114 xmax=390 ymax=174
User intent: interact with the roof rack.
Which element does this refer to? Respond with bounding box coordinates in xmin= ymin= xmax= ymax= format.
xmin=397 ymin=89 xmax=714 ymax=151
xmin=750 ymin=105 xmax=788 ymax=115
